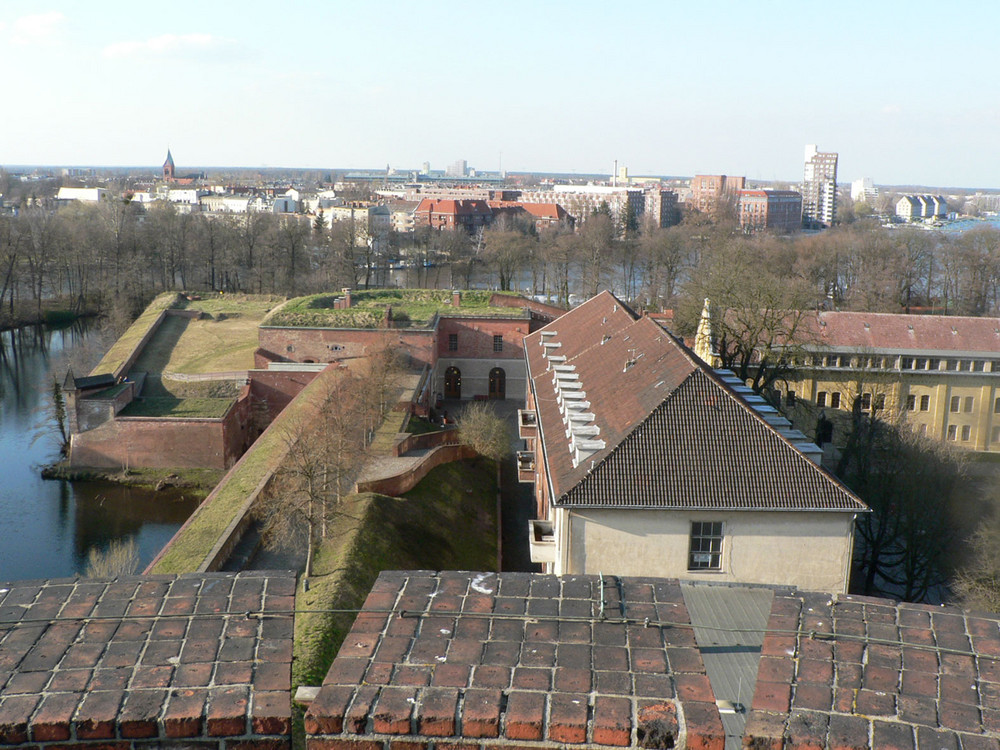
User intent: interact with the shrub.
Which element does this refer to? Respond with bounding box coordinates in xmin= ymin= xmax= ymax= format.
xmin=84 ymin=538 xmax=139 ymax=577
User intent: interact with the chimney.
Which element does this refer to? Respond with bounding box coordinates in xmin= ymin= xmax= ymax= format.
xmin=452 ymin=290 xmax=461 ymax=307
xmin=342 ymin=288 xmax=352 ymax=307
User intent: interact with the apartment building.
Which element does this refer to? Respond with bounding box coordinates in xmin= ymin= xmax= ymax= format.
xmin=518 ymin=184 xmax=646 ymax=230
xmin=895 ymin=194 xmax=948 ymax=221
xmin=802 ymin=144 xmax=838 ymax=227
xmin=737 ymin=189 xmax=802 ymax=233
xmin=851 ymin=176 xmax=879 ymax=203
xmin=689 ymin=174 xmax=745 ymax=214
xmin=413 ymin=198 xmax=492 ymax=232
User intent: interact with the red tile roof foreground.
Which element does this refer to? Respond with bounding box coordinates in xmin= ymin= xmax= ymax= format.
xmin=745 ymin=590 xmax=1000 ymax=750
xmin=0 ymin=572 xmax=294 ymax=747
xmin=305 ymin=571 xmax=724 ymax=749
xmin=308 ymin=571 xmax=1000 ymax=750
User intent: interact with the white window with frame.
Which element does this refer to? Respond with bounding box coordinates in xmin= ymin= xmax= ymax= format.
xmin=688 ymin=521 xmax=724 ymax=571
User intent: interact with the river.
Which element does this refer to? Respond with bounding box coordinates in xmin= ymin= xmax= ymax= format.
xmin=0 ymin=322 xmax=200 ymax=581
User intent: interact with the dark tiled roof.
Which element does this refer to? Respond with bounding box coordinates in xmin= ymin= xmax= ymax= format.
xmin=72 ymin=373 xmax=116 ymax=391
xmin=525 ymin=292 xmax=694 ymax=499
xmin=745 ymin=590 xmax=1000 ymax=749
xmin=0 ymin=572 xmax=294 ymax=745
xmin=305 ymin=570 xmax=725 ymax=749
xmin=563 ymin=369 xmax=865 ymax=511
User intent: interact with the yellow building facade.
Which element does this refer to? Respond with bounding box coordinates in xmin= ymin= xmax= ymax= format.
xmin=776 ymin=313 xmax=1000 ymax=453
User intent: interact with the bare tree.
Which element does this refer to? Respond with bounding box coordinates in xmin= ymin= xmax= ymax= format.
xmin=482 ymin=226 xmax=532 ymax=291
xmin=952 ymin=508 xmax=1000 ymax=611
xmin=837 ymin=405 xmax=966 ymax=602
xmin=458 ymin=402 xmax=511 ymax=462
xmin=680 ymin=235 xmax=817 ymax=396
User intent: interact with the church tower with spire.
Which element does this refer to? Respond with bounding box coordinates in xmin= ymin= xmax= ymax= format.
xmin=163 ymin=149 xmax=175 ymax=181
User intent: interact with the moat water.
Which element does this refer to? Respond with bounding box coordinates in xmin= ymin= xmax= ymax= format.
xmin=0 ymin=323 xmax=199 ymax=580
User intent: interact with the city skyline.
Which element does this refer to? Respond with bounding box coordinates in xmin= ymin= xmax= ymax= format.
xmin=3 ymin=1 xmax=999 ymax=188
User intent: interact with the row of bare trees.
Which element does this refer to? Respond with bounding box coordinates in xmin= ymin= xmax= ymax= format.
xmin=3 ymin=193 xmax=998 ymax=330
xmin=255 ymin=346 xmax=401 ymax=585
xmin=0 ymin=201 xmax=362 ymax=326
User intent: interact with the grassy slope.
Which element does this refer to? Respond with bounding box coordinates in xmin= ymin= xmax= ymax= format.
xmin=132 ymin=295 xmax=280 ymax=377
xmin=119 ymin=397 xmax=233 ymax=419
xmin=90 ymin=292 xmax=181 ymax=376
xmin=293 ymin=457 xmax=498 ymax=687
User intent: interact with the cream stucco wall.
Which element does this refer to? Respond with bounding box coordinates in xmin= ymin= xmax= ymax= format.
xmin=557 ymin=508 xmax=856 ymax=593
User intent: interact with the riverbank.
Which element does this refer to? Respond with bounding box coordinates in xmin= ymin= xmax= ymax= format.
xmin=41 ymin=462 xmax=223 ymax=492
xmin=0 ymin=298 xmax=102 ymax=332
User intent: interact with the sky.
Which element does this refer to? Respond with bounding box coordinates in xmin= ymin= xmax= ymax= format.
xmin=2 ymin=1 xmax=999 ymax=188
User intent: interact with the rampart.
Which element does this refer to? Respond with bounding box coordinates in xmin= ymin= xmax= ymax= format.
xmin=257 ymin=325 xmax=437 ymax=369
xmin=147 ymin=364 xmax=344 ymax=574
xmin=69 ymin=388 xmax=253 ymax=470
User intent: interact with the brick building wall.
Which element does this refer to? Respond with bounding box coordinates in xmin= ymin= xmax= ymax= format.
xmin=68 ymin=396 xmax=253 ymax=471
xmin=73 ymin=382 xmax=136 ymax=432
xmin=738 ymin=190 xmax=802 ymax=233
xmin=435 ymin=317 xmax=531 ymax=401
xmin=248 ymin=370 xmax=322 ymax=424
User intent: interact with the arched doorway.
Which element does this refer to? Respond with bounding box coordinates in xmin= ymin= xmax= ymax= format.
xmin=444 ymin=366 xmax=461 ymax=399
xmin=489 ymin=367 xmax=506 ymax=400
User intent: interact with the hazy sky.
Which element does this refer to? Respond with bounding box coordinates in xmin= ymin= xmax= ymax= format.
xmin=2 ymin=1 xmax=998 ymax=187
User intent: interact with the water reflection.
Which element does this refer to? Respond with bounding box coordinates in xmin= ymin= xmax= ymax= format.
xmin=0 ymin=322 xmax=199 ymax=581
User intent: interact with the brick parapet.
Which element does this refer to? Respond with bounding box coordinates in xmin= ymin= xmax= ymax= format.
xmin=0 ymin=573 xmax=294 ymax=748
xmin=305 ymin=572 xmax=719 ymax=749
xmin=744 ymin=591 xmax=1000 ymax=748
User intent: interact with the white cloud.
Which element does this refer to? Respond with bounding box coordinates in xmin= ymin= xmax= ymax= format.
xmin=102 ymin=33 xmax=225 ymax=60
xmin=10 ymin=11 xmax=65 ymax=45
xmin=881 ymin=104 xmax=901 ymax=115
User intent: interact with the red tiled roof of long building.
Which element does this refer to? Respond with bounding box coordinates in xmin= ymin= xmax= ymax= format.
xmin=800 ymin=310 xmax=1000 ymax=354
xmin=525 ymin=291 xmax=865 ymax=512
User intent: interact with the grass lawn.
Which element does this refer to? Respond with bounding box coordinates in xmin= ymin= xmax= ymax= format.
xmin=405 ymin=414 xmax=441 ymax=435
xmin=265 ymin=289 xmax=523 ymax=329
xmin=130 ymin=297 xmax=279 ymax=377
xmin=293 ymin=457 xmax=497 ymax=688
xmin=119 ymin=397 xmax=234 ymax=419
xmin=176 ymin=293 xmax=284 ymax=318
